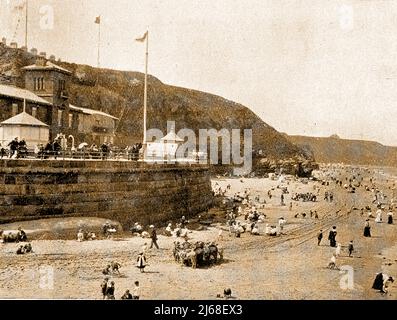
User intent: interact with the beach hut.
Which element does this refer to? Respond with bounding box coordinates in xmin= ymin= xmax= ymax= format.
xmin=145 ymin=128 xmax=184 ymax=161
xmin=160 ymin=128 xmax=184 ymax=161
xmin=0 ymin=111 xmax=49 ymax=149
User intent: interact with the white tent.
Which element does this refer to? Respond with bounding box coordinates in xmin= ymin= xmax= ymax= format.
xmin=0 ymin=112 xmax=49 ymax=149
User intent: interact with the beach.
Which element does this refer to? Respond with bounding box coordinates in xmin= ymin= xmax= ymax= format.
xmin=0 ymin=165 xmax=396 ymax=300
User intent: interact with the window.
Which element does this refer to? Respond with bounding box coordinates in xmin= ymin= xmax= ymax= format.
xmin=68 ymin=113 xmax=73 ymax=128
xmin=57 ymin=110 xmax=63 ymax=127
xmin=34 ymin=77 xmax=45 ymax=90
xmin=12 ymin=103 xmax=18 ymax=116
xmin=32 ymin=106 xmax=37 ymax=118
xmin=59 ymin=79 xmax=66 ymax=91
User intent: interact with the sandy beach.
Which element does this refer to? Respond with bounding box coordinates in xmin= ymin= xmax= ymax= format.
xmin=0 ymin=165 xmax=396 ymax=300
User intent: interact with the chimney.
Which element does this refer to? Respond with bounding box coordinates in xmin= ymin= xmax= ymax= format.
xmin=35 ymin=55 xmax=46 ymax=67
xmin=49 ymin=55 xmax=56 ymax=62
xmin=30 ymin=48 xmax=38 ymax=56
xmin=39 ymin=52 xmax=46 ymax=58
xmin=10 ymin=42 xmax=17 ymax=49
xmin=21 ymin=46 xmax=27 ymax=52
xmin=57 ymin=58 xmax=62 ymax=63
xmin=1 ymin=37 xmax=6 ymax=46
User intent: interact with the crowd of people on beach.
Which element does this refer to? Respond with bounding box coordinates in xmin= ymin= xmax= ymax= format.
xmin=213 ymin=164 xmax=396 ymax=296
xmin=2 ymin=163 xmax=395 ymax=299
xmin=101 ymin=277 xmax=141 ymax=300
xmin=315 ymin=165 xmax=395 ymax=294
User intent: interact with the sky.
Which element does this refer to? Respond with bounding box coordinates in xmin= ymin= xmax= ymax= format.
xmin=1 ymin=0 xmax=397 ymax=146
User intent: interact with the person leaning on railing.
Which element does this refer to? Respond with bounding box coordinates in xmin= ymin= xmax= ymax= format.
xmin=100 ymin=143 xmax=109 ymax=160
xmin=0 ymin=143 xmax=7 ymax=159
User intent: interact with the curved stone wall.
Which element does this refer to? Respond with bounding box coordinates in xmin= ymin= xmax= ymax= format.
xmin=0 ymin=160 xmax=213 ymax=228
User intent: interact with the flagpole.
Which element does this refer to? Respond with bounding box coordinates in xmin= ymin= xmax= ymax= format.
xmin=25 ymin=0 xmax=28 ymax=48
xmin=97 ymin=16 xmax=101 ymax=69
xmin=143 ymin=31 xmax=148 ymax=146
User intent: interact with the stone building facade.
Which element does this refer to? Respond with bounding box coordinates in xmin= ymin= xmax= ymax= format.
xmin=0 ymin=56 xmax=118 ymax=146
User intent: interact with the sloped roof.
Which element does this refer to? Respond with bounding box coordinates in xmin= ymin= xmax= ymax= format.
xmin=0 ymin=111 xmax=49 ymax=127
xmin=69 ymin=104 xmax=119 ymax=120
xmin=22 ymin=61 xmax=72 ymax=74
xmin=0 ymin=84 xmax=51 ymax=105
xmin=161 ymin=129 xmax=184 ymax=142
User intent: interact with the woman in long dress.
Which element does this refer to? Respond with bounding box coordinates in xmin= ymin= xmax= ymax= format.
xmin=136 ymin=252 xmax=147 ymax=273
xmin=375 ymin=209 xmax=382 ymax=223
xmin=364 ymin=219 xmax=371 ymax=237
xmin=328 ymin=226 xmax=337 ymax=247
xmin=387 ymin=211 xmax=393 ymax=224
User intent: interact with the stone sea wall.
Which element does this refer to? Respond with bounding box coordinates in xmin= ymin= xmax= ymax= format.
xmin=0 ymin=160 xmax=213 ymax=228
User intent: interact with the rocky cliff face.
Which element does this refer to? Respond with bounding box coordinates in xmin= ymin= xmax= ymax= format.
xmin=0 ymin=45 xmax=306 ymax=162
xmin=288 ymin=135 xmax=397 ymax=167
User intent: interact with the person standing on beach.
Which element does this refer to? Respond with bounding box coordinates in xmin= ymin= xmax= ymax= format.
xmin=387 ymin=210 xmax=393 ymax=224
xmin=136 ymin=252 xmax=147 ymax=273
xmin=106 ymin=281 xmax=116 ymax=300
xmin=348 ymin=240 xmax=354 ymax=257
xmin=133 ymin=281 xmax=140 ymax=299
xmin=101 ymin=277 xmax=109 ymax=299
xmin=375 ymin=209 xmax=383 ymax=223
xmin=278 ymin=217 xmax=286 ymax=234
xmin=328 ymin=226 xmax=337 ymax=247
xmin=149 ymin=225 xmax=159 ymax=249
xmin=317 ymin=230 xmax=323 ymax=246
xmin=364 ymin=219 xmax=371 ymax=237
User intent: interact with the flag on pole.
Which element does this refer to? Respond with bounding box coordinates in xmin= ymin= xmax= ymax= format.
xmin=95 ymin=16 xmax=101 ymax=24
xmin=136 ymin=31 xmax=148 ymax=42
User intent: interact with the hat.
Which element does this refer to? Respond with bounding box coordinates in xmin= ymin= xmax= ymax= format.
xmin=149 ymin=225 xmax=154 ymax=228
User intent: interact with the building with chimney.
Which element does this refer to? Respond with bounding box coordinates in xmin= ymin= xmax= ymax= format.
xmin=0 ymin=56 xmax=118 ymax=147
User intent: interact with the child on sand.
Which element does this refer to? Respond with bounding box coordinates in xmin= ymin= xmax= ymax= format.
xmin=136 ymin=252 xmax=147 ymax=273
xmin=327 ymin=254 xmax=337 ymax=269
xmin=133 ymin=281 xmax=140 ymax=299
xmin=335 ymin=243 xmax=342 ymax=257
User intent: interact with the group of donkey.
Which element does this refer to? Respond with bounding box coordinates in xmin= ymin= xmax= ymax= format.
xmin=0 ymin=229 xmax=27 ymax=243
xmin=173 ymin=241 xmax=223 ymax=269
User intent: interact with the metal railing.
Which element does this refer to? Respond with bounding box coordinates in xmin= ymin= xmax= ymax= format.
xmin=0 ymin=148 xmax=208 ymax=163
xmin=1 ymin=148 xmax=139 ymax=161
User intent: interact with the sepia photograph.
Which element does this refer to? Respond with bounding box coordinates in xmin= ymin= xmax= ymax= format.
xmin=0 ymin=0 xmax=396 ymax=305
